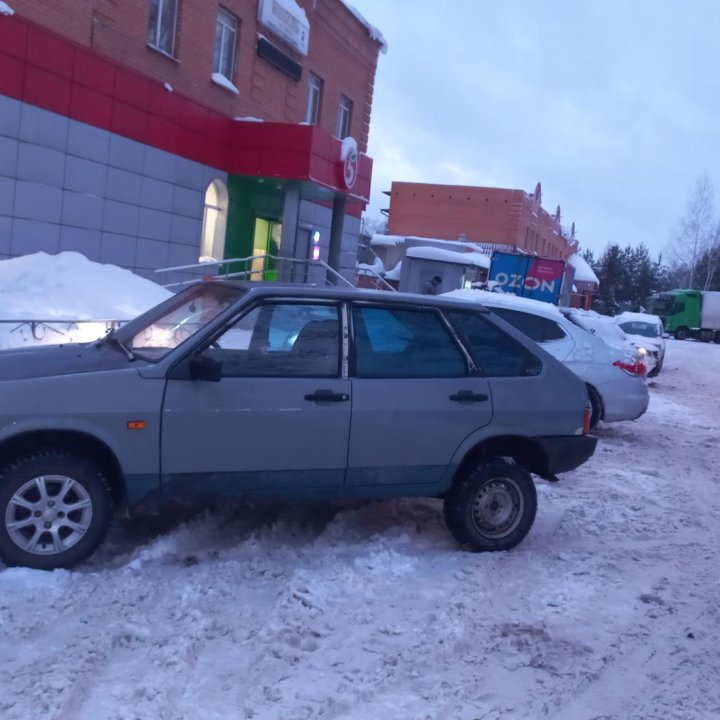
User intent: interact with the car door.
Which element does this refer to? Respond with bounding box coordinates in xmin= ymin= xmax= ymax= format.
xmin=346 ymin=303 xmax=493 ymax=488
xmin=160 ymin=300 xmax=351 ymax=498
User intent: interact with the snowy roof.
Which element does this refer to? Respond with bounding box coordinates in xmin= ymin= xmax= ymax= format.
xmin=567 ymin=253 xmax=599 ymax=284
xmin=406 ymin=246 xmax=490 ymax=268
xmin=370 ymin=234 xmax=404 ymax=247
xmin=615 ymin=311 xmax=663 ymax=326
xmin=339 ymin=1 xmax=388 ymax=53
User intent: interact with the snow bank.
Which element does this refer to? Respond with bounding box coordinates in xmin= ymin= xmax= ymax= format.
xmin=0 ymin=252 xmax=172 ymax=320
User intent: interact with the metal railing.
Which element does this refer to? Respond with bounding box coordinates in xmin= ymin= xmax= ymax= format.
xmin=0 ymin=319 xmax=127 ymax=349
xmin=156 ymin=254 xmax=398 ymax=293
xmin=155 ymin=255 xmax=356 ymax=290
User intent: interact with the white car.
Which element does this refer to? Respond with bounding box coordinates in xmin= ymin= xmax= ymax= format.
xmin=560 ymin=308 xmax=658 ymax=377
xmin=614 ymin=311 xmax=666 ymax=377
xmin=444 ymin=290 xmax=650 ymax=428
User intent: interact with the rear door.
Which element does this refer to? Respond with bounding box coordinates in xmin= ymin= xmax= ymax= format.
xmin=346 ymin=303 xmax=493 ymax=488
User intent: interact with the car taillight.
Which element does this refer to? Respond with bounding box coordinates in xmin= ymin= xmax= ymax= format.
xmin=583 ymin=406 xmax=591 ymax=434
xmin=613 ymin=359 xmax=646 ymax=377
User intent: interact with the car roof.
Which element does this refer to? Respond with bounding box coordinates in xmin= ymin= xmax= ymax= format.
xmin=615 ymin=311 xmax=663 ymax=325
xmin=195 ymin=281 xmax=494 ymax=313
xmin=443 ymin=288 xmax=566 ymax=319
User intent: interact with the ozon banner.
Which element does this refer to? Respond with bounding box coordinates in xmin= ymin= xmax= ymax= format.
xmin=488 ymin=252 xmax=566 ymax=304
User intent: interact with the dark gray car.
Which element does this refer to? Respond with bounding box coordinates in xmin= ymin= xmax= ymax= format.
xmin=0 ymin=283 xmax=597 ymax=569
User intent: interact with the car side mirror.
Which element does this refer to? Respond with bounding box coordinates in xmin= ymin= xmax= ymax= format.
xmin=189 ymin=354 xmax=222 ymax=382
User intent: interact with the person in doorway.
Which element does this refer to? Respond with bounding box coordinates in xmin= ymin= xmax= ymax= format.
xmin=422 ymin=275 xmax=442 ymax=295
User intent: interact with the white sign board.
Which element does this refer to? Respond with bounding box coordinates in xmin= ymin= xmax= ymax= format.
xmin=258 ymin=0 xmax=310 ymax=56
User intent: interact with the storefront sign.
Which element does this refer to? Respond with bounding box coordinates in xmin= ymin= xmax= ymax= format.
xmin=343 ymin=149 xmax=358 ymax=189
xmin=258 ymin=0 xmax=309 ymax=56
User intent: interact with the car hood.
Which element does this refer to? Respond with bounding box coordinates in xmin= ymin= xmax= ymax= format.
xmin=0 ymin=342 xmax=140 ymax=381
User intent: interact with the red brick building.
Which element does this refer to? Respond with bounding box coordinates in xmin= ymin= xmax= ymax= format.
xmin=386 ymin=181 xmax=579 ymax=262
xmin=0 ymin=0 xmax=385 ymax=284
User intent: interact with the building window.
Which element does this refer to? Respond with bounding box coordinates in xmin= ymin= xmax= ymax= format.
xmin=200 ymin=179 xmax=228 ymax=262
xmin=305 ymin=73 xmax=323 ymax=125
xmin=147 ymin=0 xmax=179 ymax=57
xmin=336 ymin=95 xmax=352 ymax=138
xmin=213 ymin=8 xmax=238 ymax=80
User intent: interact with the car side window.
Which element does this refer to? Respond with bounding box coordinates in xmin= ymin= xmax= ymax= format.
xmin=207 ymin=302 xmax=341 ymax=377
xmin=445 ymin=310 xmax=542 ymax=377
xmin=490 ymin=307 xmax=566 ymax=342
xmin=352 ymin=306 xmax=467 ymax=378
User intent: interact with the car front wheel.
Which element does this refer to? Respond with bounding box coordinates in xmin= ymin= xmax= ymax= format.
xmin=0 ymin=450 xmax=113 ymax=570
xmin=444 ymin=458 xmax=537 ymax=552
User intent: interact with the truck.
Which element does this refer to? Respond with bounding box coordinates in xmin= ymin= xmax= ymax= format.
xmin=649 ymin=289 xmax=720 ymax=342
xmin=487 ymin=251 xmax=574 ymax=305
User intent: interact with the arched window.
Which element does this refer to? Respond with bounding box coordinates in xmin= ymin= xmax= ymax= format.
xmin=200 ymin=179 xmax=228 ymax=262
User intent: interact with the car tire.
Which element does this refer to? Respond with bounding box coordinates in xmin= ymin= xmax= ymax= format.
xmin=675 ymin=327 xmax=689 ymax=341
xmin=0 ymin=450 xmax=113 ymax=570
xmin=586 ymin=384 xmax=603 ymax=428
xmin=443 ymin=458 xmax=537 ymax=552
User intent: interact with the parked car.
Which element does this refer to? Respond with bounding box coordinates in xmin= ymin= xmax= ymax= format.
xmin=444 ymin=290 xmax=650 ymax=428
xmin=614 ymin=311 xmax=666 ymax=377
xmin=561 ymin=307 xmax=658 ymax=377
xmin=0 ymin=282 xmax=598 ymax=570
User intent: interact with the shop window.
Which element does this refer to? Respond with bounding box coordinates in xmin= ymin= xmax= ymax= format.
xmin=148 ymin=0 xmax=179 ymax=57
xmin=305 ymin=73 xmax=323 ymax=125
xmin=213 ymin=8 xmax=238 ymax=80
xmin=200 ymin=180 xmax=228 ymax=262
xmin=336 ymin=95 xmax=353 ymax=138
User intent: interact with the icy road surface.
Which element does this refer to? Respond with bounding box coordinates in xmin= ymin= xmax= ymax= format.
xmin=1 ymin=339 xmax=719 ymax=720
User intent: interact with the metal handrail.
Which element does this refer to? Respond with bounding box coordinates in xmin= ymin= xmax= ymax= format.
xmin=155 ymin=254 xmax=356 ymax=289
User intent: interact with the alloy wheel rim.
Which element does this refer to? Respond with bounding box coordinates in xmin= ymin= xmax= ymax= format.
xmin=5 ymin=474 xmax=93 ymax=555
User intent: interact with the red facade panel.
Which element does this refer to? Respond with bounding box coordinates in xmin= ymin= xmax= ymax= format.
xmin=23 ymin=64 xmax=71 ymax=115
xmin=25 ymin=25 xmax=74 ymax=78
xmin=1 ymin=11 xmax=375 ymax=204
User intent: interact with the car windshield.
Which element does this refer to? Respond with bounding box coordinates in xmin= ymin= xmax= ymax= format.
xmin=618 ymin=321 xmax=661 ymax=338
xmin=109 ymin=282 xmax=246 ymax=361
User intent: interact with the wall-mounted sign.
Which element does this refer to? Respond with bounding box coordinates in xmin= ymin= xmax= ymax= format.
xmin=340 ymin=137 xmax=358 ymax=190
xmin=343 ymin=150 xmax=358 ymax=189
xmin=258 ymin=0 xmax=309 ymax=56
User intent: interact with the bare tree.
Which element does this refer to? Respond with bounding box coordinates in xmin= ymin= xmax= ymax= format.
xmin=669 ymin=174 xmax=715 ymax=288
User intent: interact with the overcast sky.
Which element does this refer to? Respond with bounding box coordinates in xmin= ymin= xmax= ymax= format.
xmin=351 ymin=0 xmax=720 ymax=259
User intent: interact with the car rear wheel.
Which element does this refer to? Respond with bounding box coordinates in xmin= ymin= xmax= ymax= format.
xmin=0 ymin=450 xmax=113 ymax=570
xmin=444 ymin=458 xmax=537 ymax=552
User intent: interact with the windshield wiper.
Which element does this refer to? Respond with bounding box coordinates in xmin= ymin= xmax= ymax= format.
xmin=97 ymin=332 xmax=136 ymax=361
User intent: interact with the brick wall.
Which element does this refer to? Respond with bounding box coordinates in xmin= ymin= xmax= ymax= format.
xmin=387 ymin=182 xmax=578 ymax=261
xmin=10 ymin=0 xmax=381 ymax=152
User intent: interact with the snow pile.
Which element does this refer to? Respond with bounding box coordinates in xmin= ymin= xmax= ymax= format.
xmin=0 ymin=252 xmax=172 ymax=320
xmin=568 ymin=253 xmax=599 ymax=284
xmin=406 ymin=245 xmax=490 ymax=268
xmin=0 ymin=2 xmax=14 ymax=16
xmin=211 ymin=73 xmax=239 ymax=94
xmin=339 ymin=1 xmax=388 ymax=53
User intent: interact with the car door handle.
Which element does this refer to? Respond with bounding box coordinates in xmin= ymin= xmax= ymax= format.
xmin=304 ymin=389 xmax=350 ymax=403
xmin=449 ymin=390 xmax=489 ymax=403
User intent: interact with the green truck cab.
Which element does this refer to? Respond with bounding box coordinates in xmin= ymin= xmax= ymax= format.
xmin=650 ymin=289 xmax=720 ymax=342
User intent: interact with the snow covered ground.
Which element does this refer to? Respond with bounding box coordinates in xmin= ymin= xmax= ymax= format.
xmin=0 ymin=254 xmax=719 ymax=719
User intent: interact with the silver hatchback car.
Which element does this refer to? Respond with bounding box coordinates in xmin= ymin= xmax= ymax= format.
xmin=0 ymin=283 xmax=597 ymax=570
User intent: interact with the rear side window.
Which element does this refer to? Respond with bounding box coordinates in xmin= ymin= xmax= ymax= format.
xmin=352 ymin=306 xmax=467 ymax=378
xmin=446 ymin=311 xmax=542 ymax=377
xmin=490 ymin=307 xmax=566 ymax=342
